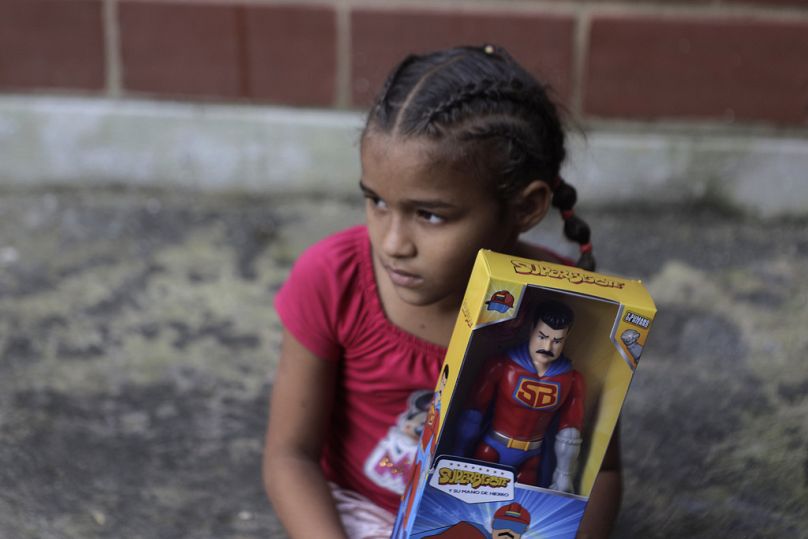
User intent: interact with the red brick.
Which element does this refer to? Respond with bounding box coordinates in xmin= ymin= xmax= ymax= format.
xmin=244 ymin=5 xmax=337 ymax=107
xmin=584 ymin=16 xmax=808 ymax=125
xmin=723 ymin=0 xmax=808 ymax=6
xmin=563 ymin=0 xmax=713 ymax=3
xmin=119 ymin=1 xmax=243 ymax=99
xmin=0 ymin=0 xmax=105 ymax=91
xmin=350 ymin=8 xmax=575 ymax=108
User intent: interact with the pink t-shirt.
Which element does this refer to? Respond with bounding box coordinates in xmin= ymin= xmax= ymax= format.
xmin=275 ymin=225 xmax=447 ymax=512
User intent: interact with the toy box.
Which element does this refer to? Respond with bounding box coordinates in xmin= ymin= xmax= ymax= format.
xmin=392 ymin=250 xmax=656 ymax=539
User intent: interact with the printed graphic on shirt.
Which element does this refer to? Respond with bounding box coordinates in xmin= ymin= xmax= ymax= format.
xmin=364 ymin=389 xmax=433 ymax=495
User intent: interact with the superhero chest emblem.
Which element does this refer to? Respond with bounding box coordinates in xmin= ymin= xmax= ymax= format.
xmin=511 ymin=376 xmax=562 ymax=410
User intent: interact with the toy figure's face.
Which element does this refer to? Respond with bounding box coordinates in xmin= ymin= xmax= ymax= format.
xmin=529 ymin=320 xmax=569 ymax=374
xmin=360 ymin=133 xmax=523 ymax=309
xmin=492 ymin=528 xmax=522 ymax=539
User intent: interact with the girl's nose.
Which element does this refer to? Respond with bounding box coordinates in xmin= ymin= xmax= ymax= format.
xmin=382 ymin=216 xmax=416 ymax=258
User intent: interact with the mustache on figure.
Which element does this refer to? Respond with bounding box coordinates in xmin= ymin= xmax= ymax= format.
xmin=535 ymin=349 xmax=555 ymax=357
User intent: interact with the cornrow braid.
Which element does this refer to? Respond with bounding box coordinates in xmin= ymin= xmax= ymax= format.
xmin=423 ymin=78 xmax=552 ymax=132
xmin=418 ymin=78 xmax=523 ymax=134
xmin=364 ymin=44 xmax=597 ymax=271
xmin=455 ymin=119 xmax=543 ymax=199
xmin=370 ymin=54 xmax=421 ymax=130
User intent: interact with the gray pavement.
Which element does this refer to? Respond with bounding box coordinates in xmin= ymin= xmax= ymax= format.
xmin=1 ymin=187 xmax=806 ymax=538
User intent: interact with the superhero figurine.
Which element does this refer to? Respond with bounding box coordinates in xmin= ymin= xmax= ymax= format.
xmin=413 ymin=502 xmax=531 ymax=539
xmin=455 ymin=300 xmax=585 ymax=492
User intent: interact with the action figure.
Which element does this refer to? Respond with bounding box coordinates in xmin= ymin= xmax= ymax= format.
xmin=455 ymin=300 xmax=585 ymax=492
xmin=412 ymin=502 xmax=531 ymax=539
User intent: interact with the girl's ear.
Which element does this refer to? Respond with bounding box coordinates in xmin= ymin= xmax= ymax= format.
xmin=513 ymin=180 xmax=552 ymax=232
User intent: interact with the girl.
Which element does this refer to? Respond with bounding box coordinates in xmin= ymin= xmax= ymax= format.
xmin=263 ymin=45 xmax=621 ymax=539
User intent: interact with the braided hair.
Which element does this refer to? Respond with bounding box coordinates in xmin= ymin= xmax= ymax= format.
xmin=364 ymin=45 xmax=595 ymax=271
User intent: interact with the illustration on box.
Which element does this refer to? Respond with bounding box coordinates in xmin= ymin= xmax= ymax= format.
xmin=393 ymin=255 xmax=656 ymax=538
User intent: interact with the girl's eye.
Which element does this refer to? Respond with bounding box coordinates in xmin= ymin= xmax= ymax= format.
xmin=366 ymin=195 xmax=388 ymax=210
xmin=417 ymin=209 xmax=445 ymax=224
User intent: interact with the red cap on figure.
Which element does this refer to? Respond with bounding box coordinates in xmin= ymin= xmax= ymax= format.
xmin=492 ymin=502 xmax=531 ymax=534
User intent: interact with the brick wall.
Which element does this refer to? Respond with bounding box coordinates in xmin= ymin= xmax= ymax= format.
xmin=1 ymin=0 xmax=807 ymax=128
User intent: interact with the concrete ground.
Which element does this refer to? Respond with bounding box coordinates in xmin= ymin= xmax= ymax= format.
xmin=1 ymin=186 xmax=806 ymax=538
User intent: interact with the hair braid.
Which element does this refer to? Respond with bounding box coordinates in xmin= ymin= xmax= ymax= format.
xmin=552 ymin=177 xmax=595 ymax=271
xmin=423 ymin=79 xmax=509 ymax=127
xmin=370 ymin=54 xmax=420 ymax=130
xmin=455 ymin=118 xmax=539 ymax=199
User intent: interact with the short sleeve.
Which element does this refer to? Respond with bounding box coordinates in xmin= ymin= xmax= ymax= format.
xmin=274 ymin=235 xmax=348 ymax=361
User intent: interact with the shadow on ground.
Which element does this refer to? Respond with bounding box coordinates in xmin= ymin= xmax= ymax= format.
xmin=1 ymin=187 xmax=806 ymax=538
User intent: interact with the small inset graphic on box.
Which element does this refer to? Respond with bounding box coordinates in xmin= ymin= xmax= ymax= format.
xmin=486 ymin=290 xmax=515 ymax=313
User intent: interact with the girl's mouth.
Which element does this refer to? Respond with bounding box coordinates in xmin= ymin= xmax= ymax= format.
xmin=385 ymin=265 xmax=423 ymax=288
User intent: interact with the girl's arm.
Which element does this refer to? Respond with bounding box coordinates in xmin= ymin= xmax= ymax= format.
xmin=576 ymin=425 xmax=622 ymax=539
xmin=263 ymin=329 xmax=348 ymax=539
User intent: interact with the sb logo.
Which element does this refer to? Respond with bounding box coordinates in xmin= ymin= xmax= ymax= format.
xmin=513 ymin=378 xmax=560 ymax=410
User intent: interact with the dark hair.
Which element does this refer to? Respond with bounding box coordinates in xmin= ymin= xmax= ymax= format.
xmin=532 ymin=300 xmax=574 ymax=331
xmin=364 ymin=44 xmax=595 ymax=270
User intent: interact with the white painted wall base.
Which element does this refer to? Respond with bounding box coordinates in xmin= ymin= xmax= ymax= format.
xmin=1 ymin=95 xmax=806 ymax=217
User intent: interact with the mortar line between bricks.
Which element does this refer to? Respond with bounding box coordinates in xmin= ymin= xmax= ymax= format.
xmin=103 ymin=0 xmax=122 ymax=97
xmin=335 ymin=1 xmax=352 ymax=109
xmin=570 ymin=8 xmax=591 ymax=122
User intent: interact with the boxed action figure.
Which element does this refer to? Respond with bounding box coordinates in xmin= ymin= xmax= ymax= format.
xmin=392 ymin=250 xmax=657 ymax=539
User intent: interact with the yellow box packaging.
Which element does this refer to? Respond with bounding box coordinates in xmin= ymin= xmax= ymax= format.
xmin=392 ymin=250 xmax=657 ymax=539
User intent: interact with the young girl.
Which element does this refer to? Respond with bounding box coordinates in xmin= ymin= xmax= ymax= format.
xmin=263 ymin=45 xmax=621 ymax=539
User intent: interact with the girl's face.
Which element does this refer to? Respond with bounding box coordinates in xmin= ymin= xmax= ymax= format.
xmin=361 ymin=133 xmax=521 ymax=310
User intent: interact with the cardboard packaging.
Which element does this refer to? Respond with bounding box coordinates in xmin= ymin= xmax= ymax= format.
xmin=392 ymin=250 xmax=657 ymax=539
